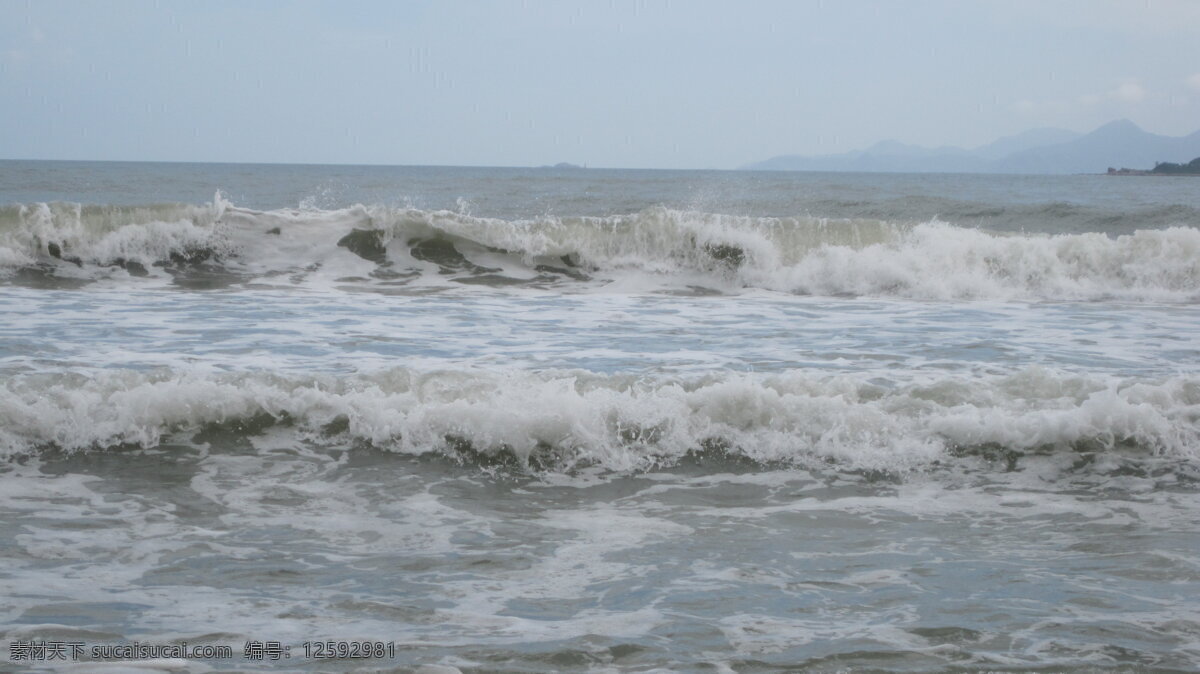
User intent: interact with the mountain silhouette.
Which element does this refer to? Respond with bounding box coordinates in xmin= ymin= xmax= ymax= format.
xmin=743 ymin=120 xmax=1200 ymax=174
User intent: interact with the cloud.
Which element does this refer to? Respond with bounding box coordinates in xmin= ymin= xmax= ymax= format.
xmin=1017 ymin=78 xmax=1147 ymax=116
xmin=0 ymin=26 xmax=74 ymax=71
xmin=1188 ymin=73 xmax=1200 ymax=93
xmin=989 ymin=0 xmax=1200 ymax=36
xmin=1112 ymin=81 xmax=1146 ymax=103
xmin=3 ymin=48 xmax=28 ymax=66
xmin=1012 ymin=99 xmax=1037 ymax=115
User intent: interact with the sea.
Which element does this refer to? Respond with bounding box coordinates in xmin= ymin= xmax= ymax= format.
xmin=1 ymin=160 xmax=1198 ymax=672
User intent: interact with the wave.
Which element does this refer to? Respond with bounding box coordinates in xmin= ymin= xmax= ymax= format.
xmin=2 ymin=196 xmax=1198 ymax=300
xmin=813 ymin=195 xmax=1200 ymax=236
xmin=3 ymin=367 xmax=1197 ymax=476
xmin=0 ymin=201 xmax=226 ymax=273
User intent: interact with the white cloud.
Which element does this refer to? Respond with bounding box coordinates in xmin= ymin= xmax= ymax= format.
xmin=988 ymin=0 xmax=1200 ymax=36
xmin=3 ymin=49 xmax=28 ymax=66
xmin=1188 ymin=73 xmax=1200 ymax=92
xmin=1013 ymin=99 xmax=1037 ymax=115
xmin=1014 ymin=78 xmax=1149 ymax=122
xmin=1112 ymin=81 xmax=1146 ymax=103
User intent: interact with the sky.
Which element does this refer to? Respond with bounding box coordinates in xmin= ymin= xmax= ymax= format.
xmin=2 ymin=0 xmax=1199 ymax=169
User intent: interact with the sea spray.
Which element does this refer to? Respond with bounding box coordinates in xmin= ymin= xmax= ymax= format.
xmin=3 ymin=198 xmax=1198 ymax=301
xmin=3 ymin=366 xmax=1196 ymax=474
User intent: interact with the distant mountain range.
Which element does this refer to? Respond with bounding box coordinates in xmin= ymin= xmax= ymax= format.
xmin=743 ymin=120 xmax=1200 ymax=174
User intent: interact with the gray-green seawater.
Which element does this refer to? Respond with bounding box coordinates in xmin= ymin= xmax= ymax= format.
xmin=2 ymin=161 xmax=1199 ymax=671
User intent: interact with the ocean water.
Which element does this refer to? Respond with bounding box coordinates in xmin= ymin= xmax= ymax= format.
xmin=2 ymin=160 xmax=1199 ymax=672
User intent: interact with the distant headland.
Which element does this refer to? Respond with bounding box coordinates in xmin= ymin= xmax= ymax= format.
xmin=1107 ymin=157 xmax=1200 ymax=176
xmin=743 ymin=119 xmax=1200 ymax=175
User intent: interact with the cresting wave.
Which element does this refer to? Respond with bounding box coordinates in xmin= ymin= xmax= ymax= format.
xmin=2 ymin=196 xmax=1198 ymax=300
xmin=3 ymin=367 xmax=1198 ymax=474
xmin=0 ymin=200 xmax=226 ymax=274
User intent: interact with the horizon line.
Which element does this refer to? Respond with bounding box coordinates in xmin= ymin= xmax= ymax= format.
xmin=0 ymin=157 xmax=732 ymax=172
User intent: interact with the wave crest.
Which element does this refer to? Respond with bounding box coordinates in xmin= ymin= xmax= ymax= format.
xmin=3 ymin=367 xmax=1197 ymax=475
xmin=2 ymin=197 xmax=1198 ymax=300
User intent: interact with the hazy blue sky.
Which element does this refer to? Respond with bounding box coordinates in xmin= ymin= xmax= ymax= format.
xmin=3 ymin=0 xmax=1199 ymax=168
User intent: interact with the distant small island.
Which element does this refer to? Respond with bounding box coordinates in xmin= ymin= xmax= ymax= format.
xmin=538 ymin=162 xmax=586 ymax=169
xmin=1107 ymin=156 xmax=1200 ymax=176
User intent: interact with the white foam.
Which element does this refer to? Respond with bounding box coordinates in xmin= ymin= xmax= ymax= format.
xmin=3 ymin=198 xmax=1198 ymax=301
xmin=2 ymin=366 xmax=1196 ymax=473
xmin=0 ymin=199 xmax=227 ymax=273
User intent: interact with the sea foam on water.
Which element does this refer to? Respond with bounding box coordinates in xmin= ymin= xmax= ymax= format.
xmin=3 ymin=196 xmax=1198 ymax=301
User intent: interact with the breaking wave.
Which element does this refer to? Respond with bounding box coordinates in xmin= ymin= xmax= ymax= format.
xmin=3 ymin=366 xmax=1198 ymax=475
xmin=2 ymin=195 xmax=1198 ymax=300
